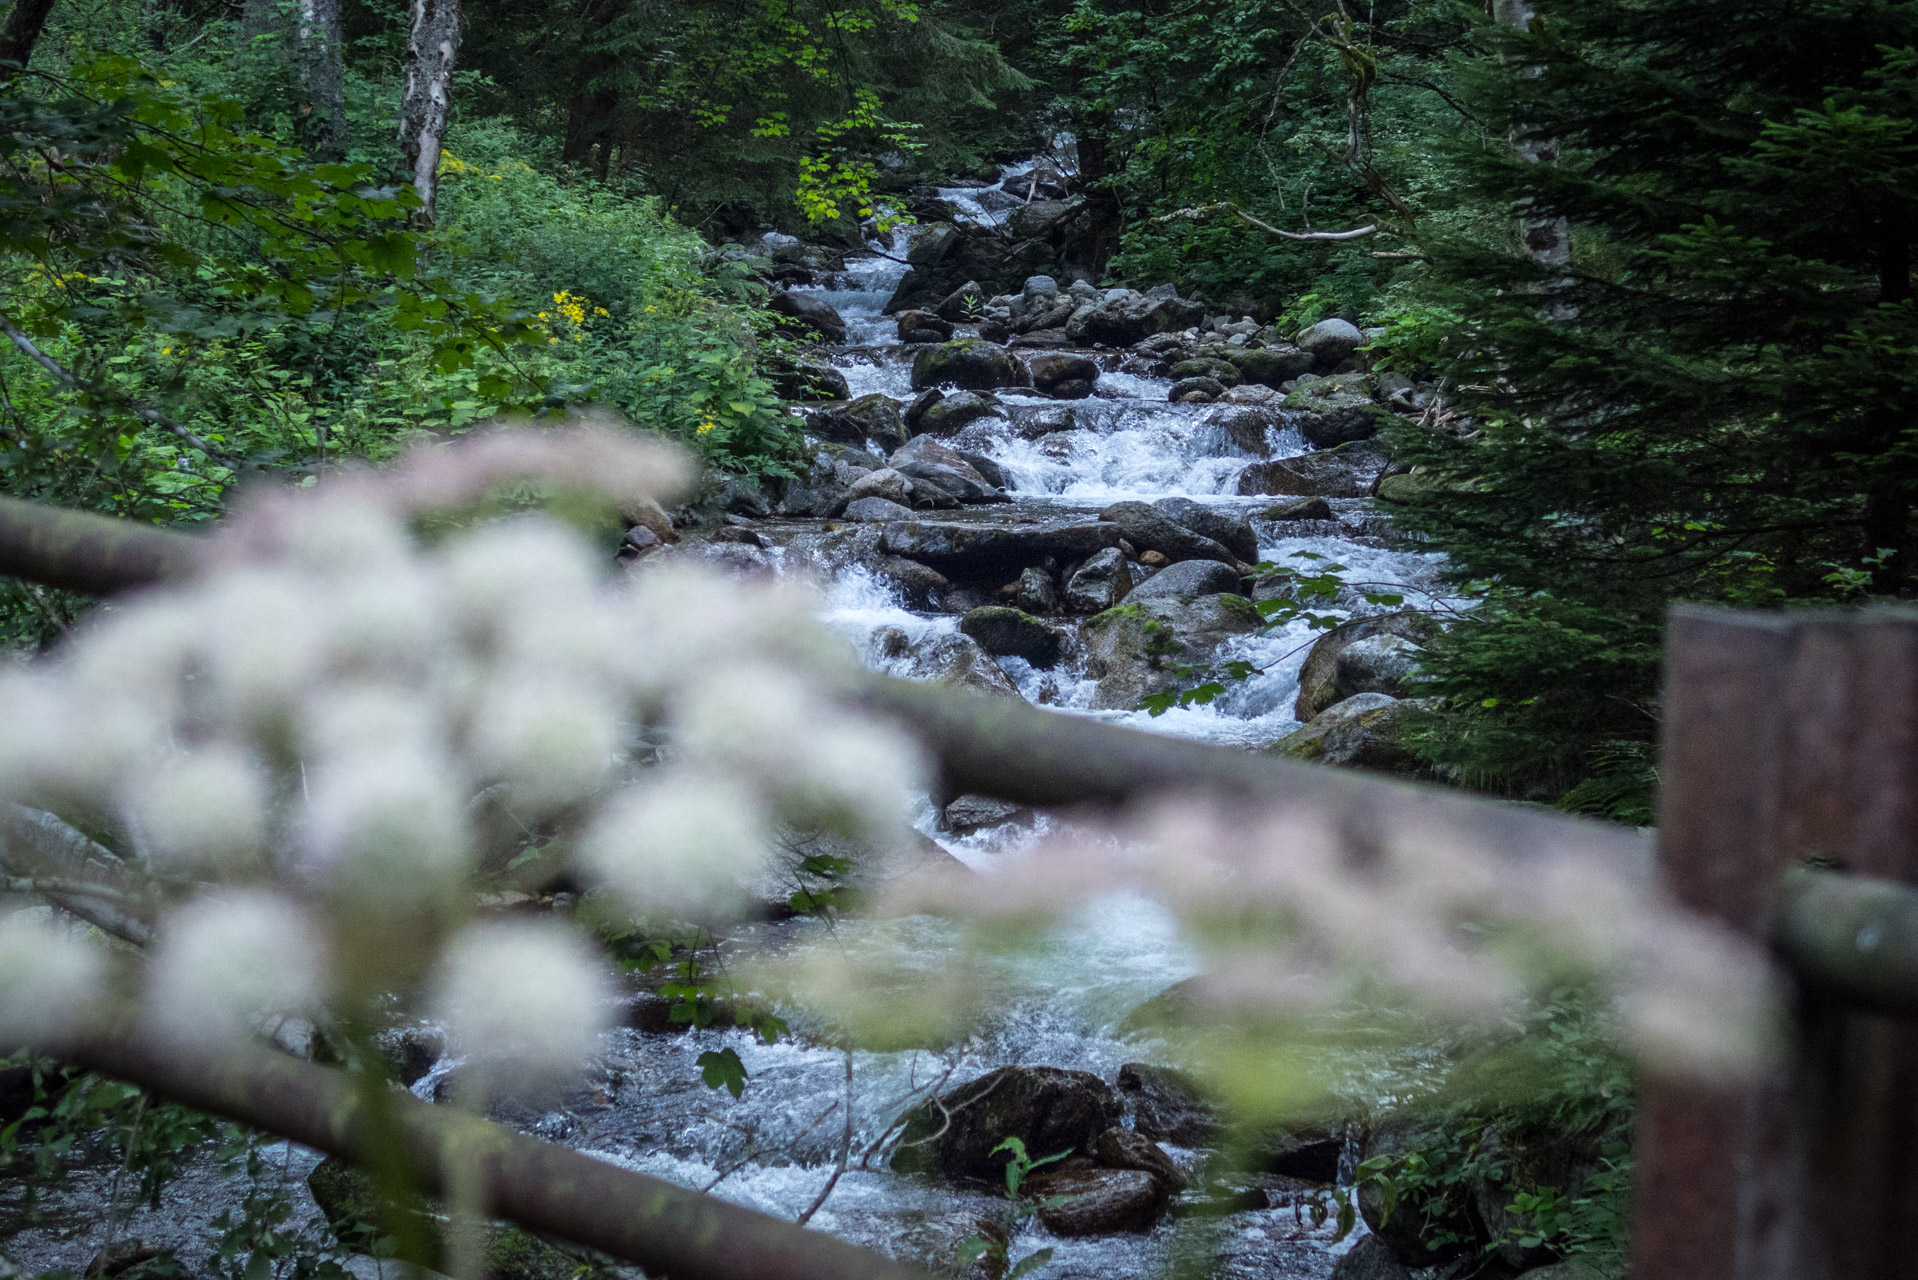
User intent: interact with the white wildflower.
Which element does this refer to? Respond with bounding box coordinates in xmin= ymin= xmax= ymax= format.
xmin=617 ymin=568 xmax=848 ymax=702
xmin=672 ymin=663 xmax=820 ymax=788
xmin=469 ymin=669 xmax=621 ymax=811
xmin=430 ymin=919 xmax=612 ymax=1097
xmin=279 ymin=498 xmax=415 ymax=578
xmin=783 ymin=713 xmax=926 ymax=836
xmin=440 ymin=516 xmax=600 ymax=631
xmin=0 ymin=672 xmax=162 ymax=801
xmin=120 ymin=743 xmax=269 ymax=868
xmin=297 ymin=680 xmax=449 ymax=763
xmin=197 ymin=569 xmax=326 ymax=721
xmin=318 ymin=561 xmax=453 ymax=677
xmin=301 ymin=747 xmax=472 ymax=904
xmin=579 ymin=769 xmax=771 ymax=916
xmin=67 ymin=599 xmax=201 ymax=715
xmin=144 ymin=892 xmax=326 ymax=1043
xmin=0 ymin=909 xmax=107 ymax=1046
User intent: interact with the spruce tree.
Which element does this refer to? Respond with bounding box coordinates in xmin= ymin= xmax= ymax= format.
xmin=1386 ymin=0 xmax=1918 ymax=812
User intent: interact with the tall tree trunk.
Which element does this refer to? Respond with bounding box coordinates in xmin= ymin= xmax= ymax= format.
xmin=296 ymin=0 xmax=347 ymax=160
xmin=1494 ymin=0 xmax=1572 ymax=315
xmin=0 ymin=0 xmax=57 ymax=81
xmin=1072 ymin=115 xmax=1125 ymax=279
xmin=399 ymin=0 xmax=460 ymax=226
xmin=560 ymin=0 xmax=625 ymax=175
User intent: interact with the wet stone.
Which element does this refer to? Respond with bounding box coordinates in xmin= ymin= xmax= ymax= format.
xmin=892 ymin=1065 xmax=1121 ymax=1181
xmin=958 ymin=605 xmax=1065 ymax=667
xmin=844 ymin=496 xmax=917 ymax=521
xmin=942 ymin=793 xmax=1029 ymax=834
xmin=1027 ymin=1168 xmax=1169 ymax=1236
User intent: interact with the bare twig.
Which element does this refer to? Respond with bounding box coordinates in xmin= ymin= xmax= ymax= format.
xmin=796 ymin=1050 xmax=856 ymax=1226
xmin=1152 ymin=202 xmax=1379 ymax=242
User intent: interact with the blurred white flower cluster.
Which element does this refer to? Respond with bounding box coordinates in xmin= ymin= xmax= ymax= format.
xmin=0 ymin=427 xmax=927 ymax=1092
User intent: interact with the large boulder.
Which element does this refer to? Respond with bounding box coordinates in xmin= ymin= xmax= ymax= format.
xmin=1269 ymin=693 xmax=1423 ymax=771
xmin=1294 ymin=612 xmax=1439 ymax=719
xmin=1097 ymin=501 xmax=1240 ymax=566
xmin=1169 ymin=376 xmax=1226 ymax=403
xmin=1335 ymin=633 xmax=1423 ymax=700
xmin=897 ymin=632 xmax=1026 ymax=700
xmin=1126 ymin=559 xmax=1244 ymax=603
xmin=845 ymin=466 xmax=913 ymax=506
xmin=888 ymin=436 xmax=1009 ymax=506
xmin=1204 ymin=404 xmax=1280 ymax=457
xmin=1295 ymin=317 xmax=1364 ymax=370
xmin=1168 ymin=358 xmax=1241 ymax=388
xmin=1080 ymin=594 xmax=1263 ymax=709
xmin=1235 ymin=439 xmax=1392 ymax=498
xmin=1228 ymin=346 xmax=1316 ymax=388
xmin=1261 ymin=496 xmax=1334 ymax=522
xmin=896 ymin=310 xmax=955 ymax=343
xmin=958 ymin=606 xmax=1064 ymax=667
xmin=1151 ymin=498 xmax=1260 ymax=563
xmin=1284 ymin=374 xmax=1388 ymax=448
xmin=770 ymin=359 xmax=850 ymax=402
xmin=807 ymin=394 xmax=908 ymax=451
xmin=1027 ymin=1168 xmax=1169 ymax=1236
xmin=1025 ymin=352 xmax=1099 ymax=400
xmin=882 ymin=520 xmax=1120 ymax=578
xmin=891 ymin=1065 xmax=1121 ymax=1180
xmin=769 ymin=290 xmax=847 ymax=343
xmin=907 ymin=388 xmax=1003 ymax=438
xmin=1064 ymin=546 xmax=1131 ymax=614
xmin=911 ymin=340 xmax=1021 ymax=392
xmin=934 ymin=280 xmax=987 ymax=322
xmin=907 ymin=222 xmax=962 ymax=267
xmin=1118 ymin=1063 xmax=1217 ymax=1146
xmin=843 ymin=496 xmax=915 ymax=522
xmin=777 ymin=444 xmax=881 ymax=517
xmin=1014 ymin=566 xmax=1061 ymax=614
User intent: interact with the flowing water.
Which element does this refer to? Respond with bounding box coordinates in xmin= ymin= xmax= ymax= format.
xmin=1 ymin=176 xmax=1451 ymax=1279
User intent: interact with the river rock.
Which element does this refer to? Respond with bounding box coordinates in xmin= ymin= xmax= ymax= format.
xmin=911 ymin=389 xmax=1003 ymax=437
xmin=1221 ymin=383 xmax=1280 ymax=405
xmin=958 ymin=606 xmax=1064 ymax=667
xmin=1125 ymin=558 xmax=1245 ymax=602
xmin=1295 ymin=317 xmax=1364 ymax=370
xmin=883 ymin=520 xmax=1119 ymax=578
xmin=843 ymin=496 xmax=916 ymax=522
xmin=908 ymin=222 xmax=961 ymax=266
xmin=889 ymin=436 xmax=1009 ymax=505
xmin=1081 ymin=594 xmax=1263 ymax=709
xmin=1118 ymin=1063 xmax=1217 ymax=1146
xmin=1151 ymin=497 xmax=1260 ymax=563
xmin=942 ymin=793 xmax=1030 ymax=834
xmin=867 ymin=556 xmax=950 ymax=609
xmin=1285 ymin=373 xmax=1387 ymax=447
xmin=1294 ymin=612 xmax=1439 ymax=719
xmin=1028 ymin=1169 xmax=1169 ymax=1236
xmin=897 ymin=310 xmax=955 ymax=343
xmin=808 ymin=393 xmax=908 ymax=451
xmin=1025 ymin=352 xmax=1099 ymax=399
xmin=911 ymin=340 xmax=1021 ymax=391
xmin=1203 ymin=403 xmax=1279 ymax=456
xmin=1094 ymin=1126 xmax=1187 ymax=1189
xmin=771 ymin=358 xmax=851 ymax=402
xmin=1063 ymin=546 xmax=1131 ymax=613
xmin=1334 ymin=632 xmax=1422 ymax=699
xmin=1170 ymin=376 xmax=1225 ymax=403
xmin=892 ymin=1065 xmax=1121 ymax=1180
xmin=1229 ymin=345 xmax=1316 ymax=387
xmin=1270 ymin=693 xmax=1423 ymax=770
xmin=897 ymin=632 xmax=1026 ymax=701
xmin=846 ymin=466 xmax=914 ymax=506
xmin=1169 ymin=357 xmax=1241 ymax=388
xmin=769 ymin=289 xmax=847 ymax=343
xmin=1014 ymin=566 xmax=1060 ymax=614
xmin=1257 ymin=1123 xmax=1344 ymax=1182
xmin=1097 ymin=501 xmax=1239 ymax=566
xmin=777 ymin=444 xmax=881 ymax=517
xmin=1235 ymin=439 xmax=1392 ymax=498
xmin=1261 ymin=496 xmax=1334 ymax=521
xmin=935 ymin=280 xmax=987 ymax=322
xmin=1329 ymin=1235 xmax=1414 ymax=1280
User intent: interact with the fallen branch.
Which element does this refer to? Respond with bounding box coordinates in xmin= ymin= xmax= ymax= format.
xmin=0 ymin=494 xmax=202 ymax=595
xmin=1153 ymin=202 xmax=1379 ymax=242
xmin=3 ymin=805 xmax=153 ymax=945
xmin=40 ymin=1019 xmax=931 ymax=1280
xmin=0 ymin=312 xmax=238 ymax=464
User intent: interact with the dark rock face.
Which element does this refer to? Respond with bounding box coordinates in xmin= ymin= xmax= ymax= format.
xmin=911 ymin=340 xmax=1021 ymax=392
xmin=1257 ymin=1125 xmax=1344 ymax=1183
xmin=892 ymin=1065 xmax=1122 ymax=1180
xmin=769 ymin=289 xmax=847 ymax=343
xmin=1063 ymin=546 xmax=1132 ymax=613
xmin=807 ymin=393 xmax=908 ymax=451
xmin=1169 ymin=357 xmax=1242 ymax=388
xmin=1126 ymin=558 xmax=1245 ymax=602
xmin=1269 ymin=693 xmax=1424 ymax=771
xmin=771 ymin=359 xmax=851 ymax=402
xmin=889 ymin=436 xmax=1010 ymax=506
xmin=897 ymin=309 xmax=955 ymax=343
xmin=1025 ymin=352 xmax=1099 ymax=399
xmin=1095 ymin=1127 xmax=1187 ymax=1189
xmin=1236 ymin=439 xmax=1392 ymax=498
xmin=844 ymin=496 xmax=916 ymax=521
xmin=1228 ymin=346 xmax=1316 ymax=387
xmin=882 ymin=520 xmax=1120 ymax=578
xmin=1097 ymin=501 xmax=1240 ymax=566
xmin=1261 ymin=496 xmax=1334 ymax=522
xmin=1029 ymin=1168 xmax=1170 ymax=1236
xmin=958 ymin=606 xmax=1064 ymax=667
xmin=1285 ymin=374 xmax=1387 ymax=448
xmin=1152 ymin=497 xmax=1259 ymax=563
xmin=942 ymin=793 xmax=1029 ymax=834
xmin=1203 ymin=404 xmax=1280 ymax=457
xmin=897 ymin=632 xmax=1026 ymax=701
xmin=1169 ymin=376 xmax=1226 ymax=403
xmin=1014 ymin=565 xmax=1061 ymax=614
xmin=1293 ymin=612 xmax=1439 ymax=719
xmin=1330 ymin=1235 xmax=1413 ymax=1280
xmin=935 ymin=280 xmax=987 ymax=322
xmin=1118 ymin=1062 xmax=1217 ymax=1146
xmin=910 ymin=389 xmax=1004 ymax=437
xmin=777 ymin=444 xmax=881 ymax=517
xmin=1080 ymin=594 xmax=1263 ymax=709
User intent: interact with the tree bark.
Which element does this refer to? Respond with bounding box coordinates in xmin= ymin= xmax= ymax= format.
xmin=296 ymin=0 xmax=347 ymax=160
xmin=42 ymin=1021 xmax=932 ymax=1280
xmin=560 ymin=0 xmax=625 ymax=176
xmin=0 ymin=0 xmax=56 ymax=81
xmin=1071 ymin=115 xmax=1125 ymax=278
xmin=0 ymin=495 xmax=201 ymax=596
xmin=1493 ymin=0 xmax=1572 ymax=301
xmin=399 ymin=0 xmax=460 ymax=225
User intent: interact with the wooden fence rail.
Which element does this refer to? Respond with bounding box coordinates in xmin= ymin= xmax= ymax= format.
xmin=1 ymin=498 xmax=1916 ymax=1279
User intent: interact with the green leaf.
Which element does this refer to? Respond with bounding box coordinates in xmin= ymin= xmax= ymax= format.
xmin=697 ymin=1048 xmax=748 ymax=1098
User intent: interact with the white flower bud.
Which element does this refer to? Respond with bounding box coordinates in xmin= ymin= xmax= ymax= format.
xmin=0 ymin=910 xmax=107 ymax=1046
xmin=579 ymin=770 xmax=771 ymax=917
xmin=430 ymin=919 xmax=612 ymax=1097
xmin=145 ymin=892 xmax=326 ymax=1042
xmin=301 ymin=747 xmax=472 ymax=904
xmin=470 ymin=669 xmax=621 ymax=811
xmin=120 ymin=743 xmax=269 ymax=868
xmin=441 ymin=516 xmax=600 ymax=629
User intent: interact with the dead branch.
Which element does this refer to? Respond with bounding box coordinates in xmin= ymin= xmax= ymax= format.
xmin=1152 ymin=202 xmax=1379 ymax=242
xmin=3 ymin=805 xmax=153 ymax=945
xmin=0 ymin=494 xmax=203 ymax=596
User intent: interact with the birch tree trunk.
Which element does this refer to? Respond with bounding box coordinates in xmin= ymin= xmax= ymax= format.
xmin=399 ymin=0 xmax=461 ymax=226
xmin=296 ymin=0 xmax=347 ymax=160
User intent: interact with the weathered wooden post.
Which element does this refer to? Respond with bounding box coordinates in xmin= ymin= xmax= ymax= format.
xmin=1630 ymin=605 xmax=1918 ymax=1279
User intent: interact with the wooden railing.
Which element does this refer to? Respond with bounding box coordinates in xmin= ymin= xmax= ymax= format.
xmin=2 ymin=496 xmax=1916 ymax=1279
